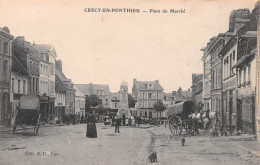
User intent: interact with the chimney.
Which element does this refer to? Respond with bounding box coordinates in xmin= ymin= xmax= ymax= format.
xmin=2 ymin=26 xmax=10 ymax=33
xmin=229 ymin=8 xmax=251 ymax=32
xmin=56 ymin=59 xmax=62 ymax=71
xmin=13 ymin=36 xmax=25 ymax=49
xmin=90 ymin=83 xmax=93 ymax=94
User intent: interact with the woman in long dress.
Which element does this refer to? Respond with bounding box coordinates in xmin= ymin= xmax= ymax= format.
xmin=86 ymin=114 xmax=97 ymax=138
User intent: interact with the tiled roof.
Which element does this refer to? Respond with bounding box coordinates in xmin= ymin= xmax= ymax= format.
xmin=74 ymin=85 xmax=85 ymax=97
xmin=55 ymin=75 xmax=66 ymax=93
xmin=55 ymin=68 xmax=67 ymax=81
xmin=134 ymin=80 xmax=163 ymax=90
xmin=32 ymin=44 xmax=53 ymax=53
xmin=218 ymin=37 xmax=237 ymax=58
xmin=75 ymin=84 xmax=111 ymax=96
xmin=24 ymin=42 xmax=41 ymax=62
xmin=12 ymin=54 xmax=29 ymax=77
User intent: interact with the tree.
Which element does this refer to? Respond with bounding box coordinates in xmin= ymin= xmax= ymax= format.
xmin=128 ymin=94 xmax=136 ymax=108
xmin=88 ymin=94 xmax=100 ymax=108
xmin=154 ymin=101 xmax=167 ymax=118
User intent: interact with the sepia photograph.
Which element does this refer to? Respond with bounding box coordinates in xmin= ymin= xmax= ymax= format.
xmin=0 ymin=0 xmax=259 ymax=164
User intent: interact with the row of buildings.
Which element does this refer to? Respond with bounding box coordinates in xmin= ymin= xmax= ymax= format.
xmin=193 ymin=4 xmax=260 ymax=135
xmin=0 ymin=28 xmax=85 ymax=127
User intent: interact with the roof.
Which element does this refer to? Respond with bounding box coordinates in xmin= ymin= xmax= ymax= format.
xmin=32 ymin=44 xmax=57 ymax=58
xmin=55 ymin=75 xmax=66 ymax=93
xmin=133 ymin=80 xmax=163 ymax=91
xmin=55 ymin=67 xmax=67 ymax=81
xmin=24 ymin=42 xmax=41 ymax=62
xmin=32 ymin=44 xmax=53 ymax=53
xmin=74 ymin=85 xmax=85 ymax=97
xmin=75 ymin=84 xmax=111 ymax=96
xmin=12 ymin=54 xmax=30 ymax=77
xmin=218 ymin=37 xmax=237 ymax=58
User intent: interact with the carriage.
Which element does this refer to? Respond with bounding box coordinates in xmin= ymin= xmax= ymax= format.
xmin=13 ymin=95 xmax=41 ymax=135
xmin=165 ymin=101 xmax=221 ymax=136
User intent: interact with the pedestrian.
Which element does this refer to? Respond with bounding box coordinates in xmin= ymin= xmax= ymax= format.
xmin=122 ymin=114 xmax=126 ymax=126
xmin=86 ymin=113 xmax=97 ymax=138
xmin=115 ymin=116 xmax=120 ymax=133
xmin=128 ymin=116 xmax=132 ymax=126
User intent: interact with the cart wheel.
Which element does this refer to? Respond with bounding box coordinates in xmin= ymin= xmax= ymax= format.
xmin=13 ymin=118 xmax=17 ymax=134
xmin=34 ymin=114 xmax=41 ymax=135
xmin=169 ymin=116 xmax=182 ymax=135
xmin=184 ymin=122 xmax=195 ymax=135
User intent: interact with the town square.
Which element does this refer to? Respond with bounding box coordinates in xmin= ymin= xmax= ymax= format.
xmin=0 ymin=0 xmax=260 ymax=165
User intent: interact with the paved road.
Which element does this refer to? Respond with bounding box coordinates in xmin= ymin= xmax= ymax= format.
xmin=0 ymin=124 xmax=259 ymax=165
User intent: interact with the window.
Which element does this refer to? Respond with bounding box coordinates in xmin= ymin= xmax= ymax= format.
xmin=18 ymin=79 xmax=20 ymax=93
xmin=23 ymin=80 xmax=26 ymax=93
xmin=4 ymin=42 xmax=8 ymax=54
xmin=50 ymin=63 xmax=54 ymax=74
xmin=36 ymin=78 xmax=38 ymax=92
xmin=238 ymin=70 xmax=242 ymax=84
xmin=105 ymin=99 xmax=108 ymax=105
xmin=243 ymin=67 xmax=246 ymax=83
xmin=11 ymin=78 xmax=14 ymax=92
xmin=33 ymin=77 xmax=35 ymax=91
xmin=248 ymin=64 xmax=251 ymax=82
xmin=3 ymin=60 xmax=8 ymax=81
xmin=115 ymin=102 xmax=117 ymax=108
xmin=139 ymin=92 xmax=143 ymax=99
xmin=30 ymin=61 xmax=32 ymax=71
xmin=144 ymin=92 xmax=148 ymax=99
xmin=33 ymin=63 xmax=36 ymax=71
xmin=149 ymin=93 xmax=152 ymax=99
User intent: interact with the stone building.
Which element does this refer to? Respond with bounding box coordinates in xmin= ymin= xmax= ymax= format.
xmin=116 ymin=81 xmax=131 ymax=117
xmin=252 ymin=0 xmax=260 ymax=140
xmin=55 ymin=60 xmax=76 ymax=115
xmin=234 ymin=13 xmax=257 ymax=134
xmin=33 ymin=44 xmax=56 ymax=121
xmin=10 ymin=54 xmax=30 ymax=126
xmin=209 ymin=34 xmax=225 ymax=114
xmin=75 ymin=83 xmax=111 ymax=109
xmin=74 ymin=85 xmax=85 ymax=117
xmin=191 ymin=73 xmax=203 ymax=113
xmin=132 ymin=79 xmax=164 ymax=118
xmin=0 ymin=27 xmax=14 ymax=126
xmin=201 ymin=37 xmax=215 ymax=112
xmin=163 ymin=87 xmax=192 ymax=108
xmin=54 ymin=73 xmax=66 ymax=119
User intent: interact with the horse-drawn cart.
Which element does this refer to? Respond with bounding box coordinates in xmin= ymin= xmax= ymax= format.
xmin=165 ymin=101 xmax=195 ymax=135
xmin=13 ymin=95 xmax=41 ymax=135
xmin=165 ymin=101 xmax=221 ymax=136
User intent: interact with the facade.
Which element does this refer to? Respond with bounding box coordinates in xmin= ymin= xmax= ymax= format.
xmin=33 ymin=44 xmax=56 ymax=121
xmin=55 ymin=60 xmax=76 ymax=115
xmin=209 ymin=34 xmax=225 ymax=114
xmin=74 ymin=85 xmax=85 ymax=117
xmin=0 ymin=27 xmax=14 ymax=126
xmin=218 ymin=9 xmax=251 ymax=131
xmin=252 ymin=1 xmax=260 ymax=140
xmin=132 ymin=79 xmax=164 ymax=118
xmin=10 ymin=54 xmax=30 ymax=126
xmin=201 ymin=37 xmax=214 ymax=112
xmin=191 ymin=73 xmax=203 ymax=112
xmin=234 ymin=14 xmax=257 ymax=133
xmin=76 ymin=83 xmax=111 ymax=109
xmin=54 ymin=74 xmax=66 ymax=119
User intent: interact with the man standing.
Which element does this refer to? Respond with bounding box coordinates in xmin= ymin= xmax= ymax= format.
xmin=122 ymin=114 xmax=126 ymax=126
xmin=115 ymin=116 xmax=120 ymax=133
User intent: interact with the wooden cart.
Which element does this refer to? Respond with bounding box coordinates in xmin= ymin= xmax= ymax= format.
xmin=13 ymin=95 xmax=41 ymax=135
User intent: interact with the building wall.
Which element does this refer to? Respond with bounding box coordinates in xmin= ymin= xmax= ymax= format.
xmin=222 ymin=43 xmax=237 ymax=128
xmin=48 ymin=52 xmax=55 ymax=99
xmin=0 ymin=28 xmax=13 ymax=126
xmin=75 ymin=96 xmax=85 ymax=117
xmin=54 ymin=92 xmax=66 ymax=119
xmin=39 ymin=60 xmax=49 ymax=95
xmin=10 ymin=73 xmax=29 ymax=123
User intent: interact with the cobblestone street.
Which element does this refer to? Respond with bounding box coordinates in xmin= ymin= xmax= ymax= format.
xmin=0 ymin=124 xmax=259 ymax=165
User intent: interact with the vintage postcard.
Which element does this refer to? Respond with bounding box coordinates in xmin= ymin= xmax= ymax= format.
xmin=0 ymin=0 xmax=259 ymax=164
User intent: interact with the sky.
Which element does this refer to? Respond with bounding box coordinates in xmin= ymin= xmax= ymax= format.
xmin=0 ymin=0 xmax=257 ymax=93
